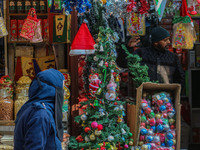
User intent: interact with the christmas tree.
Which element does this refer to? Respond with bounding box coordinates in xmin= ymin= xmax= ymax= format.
xmin=69 ymin=27 xmax=133 ymax=149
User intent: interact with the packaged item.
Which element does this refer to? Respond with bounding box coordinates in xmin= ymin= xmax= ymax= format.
xmin=20 ymin=8 xmax=39 ymax=40
xmin=18 ymin=20 xmax=24 ymax=41
xmin=32 ymin=0 xmax=40 ymax=13
xmin=172 ymin=22 xmax=196 ymax=49
xmin=9 ymin=0 xmax=17 ymax=13
xmin=25 ymin=0 xmax=32 ymax=13
xmin=17 ymin=0 xmax=25 ymax=13
xmin=0 ymin=9 xmax=8 ymax=38
xmin=10 ymin=19 xmax=17 ymax=41
xmin=30 ymin=20 xmax=43 ymax=43
xmin=127 ymin=12 xmax=145 ymax=36
xmin=40 ymin=0 xmax=47 ymax=13
xmin=42 ymin=19 xmax=49 ymax=41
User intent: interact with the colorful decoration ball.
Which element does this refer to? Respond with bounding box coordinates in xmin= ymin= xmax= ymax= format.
xmin=91 ymin=121 xmax=98 ymax=128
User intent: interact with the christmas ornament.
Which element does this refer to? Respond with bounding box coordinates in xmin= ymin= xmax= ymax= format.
xmin=94 ymin=99 xmax=99 ymax=106
xmin=98 ymin=124 xmax=103 ymax=130
xmin=157 ymin=100 xmax=163 ymax=106
xmin=163 ymin=124 xmax=170 ymax=131
xmin=99 ymin=60 xmax=104 ymax=67
xmin=157 ymin=124 xmax=163 ymax=132
xmin=90 ymin=134 xmax=96 ymax=141
xmin=166 ymin=132 xmax=173 ymax=139
xmin=156 ymin=119 xmax=163 ymax=125
xmin=138 ymin=141 xmax=144 ymax=146
xmin=146 ymin=136 xmax=153 ymax=142
xmin=91 ymin=121 xmax=98 ymax=128
xmin=124 ymin=144 xmax=129 ymax=149
xmin=170 ymin=125 xmax=175 ymax=130
xmin=129 ymin=132 xmax=133 ymax=137
xmin=167 ymin=140 xmax=173 ymax=147
xmin=116 ymin=76 xmax=120 ymax=82
xmin=169 ymin=118 xmax=175 ymax=125
xmin=93 ymin=56 xmax=99 ymax=61
xmin=121 ymin=128 xmax=126 ymax=134
xmin=155 ymin=113 xmax=162 ymax=119
xmin=140 ymin=128 xmax=147 ymax=135
xmin=141 ymin=116 xmax=147 ymax=122
xmin=81 ymin=114 xmax=87 ymax=121
xmin=95 ymin=130 xmax=102 ymax=136
xmin=84 ymin=127 xmax=91 ymax=133
xmin=168 ymin=112 xmax=175 ymax=118
xmin=85 ymin=136 xmax=90 ymax=142
xmin=153 ymin=136 xmax=160 ymax=143
xmin=147 ymin=130 xmax=154 ymax=135
xmin=141 ymin=122 xmax=146 ymax=127
xmin=145 ymin=107 xmax=151 ymax=114
xmin=76 ymin=135 xmax=84 ymax=142
xmin=149 ymin=118 xmax=156 ymax=126
xmin=160 ymin=105 xmax=166 ymax=112
xmin=100 ymin=45 xmax=104 ymax=52
xmin=149 ymin=112 xmax=155 ymax=118
xmin=108 ymin=135 xmax=114 ymax=141
xmin=163 ymin=113 xmax=168 ymax=118
xmin=69 ymin=20 xmax=95 ymax=56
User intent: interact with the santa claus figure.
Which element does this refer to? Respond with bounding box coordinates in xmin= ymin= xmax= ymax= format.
xmin=89 ymin=73 xmax=102 ymax=94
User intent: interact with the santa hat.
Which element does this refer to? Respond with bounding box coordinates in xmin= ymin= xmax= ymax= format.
xmin=69 ymin=20 xmax=96 ymax=56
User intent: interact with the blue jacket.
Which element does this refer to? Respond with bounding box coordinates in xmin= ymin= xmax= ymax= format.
xmin=14 ymin=69 xmax=64 ymax=150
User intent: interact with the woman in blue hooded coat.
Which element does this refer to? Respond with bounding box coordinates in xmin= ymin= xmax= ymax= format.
xmin=14 ymin=69 xmax=65 ymax=150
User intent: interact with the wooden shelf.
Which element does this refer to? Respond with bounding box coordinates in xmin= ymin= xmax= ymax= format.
xmin=8 ymin=40 xmax=49 ymax=44
xmin=8 ymin=13 xmax=48 ymax=16
xmin=0 ymin=120 xmax=15 ymax=126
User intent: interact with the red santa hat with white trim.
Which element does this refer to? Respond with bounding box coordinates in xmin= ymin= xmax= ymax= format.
xmin=69 ymin=20 xmax=96 ymax=56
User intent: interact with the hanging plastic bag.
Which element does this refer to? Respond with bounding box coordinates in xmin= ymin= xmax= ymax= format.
xmin=30 ymin=20 xmax=43 ymax=43
xmin=172 ymin=22 xmax=196 ymax=49
xmin=0 ymin=8 xmax=8 ymax=37
xmin=126 ymin=12 xmax=146 ymax=36
xmin=20 ymin=8 xmax=39 ymax=40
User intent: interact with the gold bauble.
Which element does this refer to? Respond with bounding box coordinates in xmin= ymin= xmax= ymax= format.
xmin=90 ymin=134 xmax=96 ymax=141
xmin=95 ymin=130 xmax=101 ymax=136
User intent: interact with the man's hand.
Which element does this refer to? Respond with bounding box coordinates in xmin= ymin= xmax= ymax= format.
xmin=128 ymin=36 xmax=141 ymax=47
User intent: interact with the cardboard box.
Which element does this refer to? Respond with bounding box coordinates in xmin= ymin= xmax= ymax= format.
xmin=134 ymin=82 xmax=181 ymax=150
xmin=127 ymin=104 xmax=136 ymax=140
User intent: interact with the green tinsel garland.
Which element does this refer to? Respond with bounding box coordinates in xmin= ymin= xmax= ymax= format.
xmin=121 ymin=45 xmax=152 ymax=88
xmin=172 ymin=16 xmax=191 ymax=24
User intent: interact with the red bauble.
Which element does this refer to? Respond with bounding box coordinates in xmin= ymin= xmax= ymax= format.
xmin=145 ymin=108 xmax=151 ymax=114
xmin=76 ymin=135 xmax=84 ymax=142
xmin=170 ymin=125 xmax=175 ymax=130
xmin=114 ymin=102 xmax=118 ymax=105
xmin=84 ymin=127 xmax=91 ymax=133
xmin=97 ymin=124 xmax=103 ymax=131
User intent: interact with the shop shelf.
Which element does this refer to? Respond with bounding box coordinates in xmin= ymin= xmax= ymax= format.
xmin=8 ymin=13 xmax=48 ymax=16
xmin=8 ymin=40 xmax=49 ymax=44
xmin=0 ymin=120 xmax=15 ymax=126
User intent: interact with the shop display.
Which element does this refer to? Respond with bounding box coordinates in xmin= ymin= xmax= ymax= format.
xmin=138 ymin=92 xmax=176 ymax=149
xmin=30 ymin=20 xmax=43 ymax=43
xmin=14 ymin=76 xmax=32 ymax=119
xmin=0 ymin=76 xmax=13 ymax=120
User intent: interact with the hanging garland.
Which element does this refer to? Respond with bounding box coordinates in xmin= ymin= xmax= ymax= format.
xmin=62 ymin=0 xmax=92 ymax=15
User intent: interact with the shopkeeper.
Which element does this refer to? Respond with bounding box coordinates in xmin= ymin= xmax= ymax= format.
xmin=127 ymin=26 xmax=185 ymax=87
xmin=14 ymin=69 xmax=65 ymax=150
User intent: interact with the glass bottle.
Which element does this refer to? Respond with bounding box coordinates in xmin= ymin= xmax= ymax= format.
xmin=25 ymin=0 xmax=31 ymax=13
xmin=40 ymin=0 xmax=47 ymax=13
xmin=17 ymin=0 xmax=25 ymax=13
xmin=32 ymin=0 xmax=40 ymax=13
xmin=9 ymin=0 xmax=17 ymax=13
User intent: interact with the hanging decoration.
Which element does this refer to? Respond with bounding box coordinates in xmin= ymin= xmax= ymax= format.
xmin=126 ymin=12 xmax=146 ymax=36
xmin=62 ymin=0 xmax=92 ymax=15
xmin=69 ymin=20 xmax=96 ymax=56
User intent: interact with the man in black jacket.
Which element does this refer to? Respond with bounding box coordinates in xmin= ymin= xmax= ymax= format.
xmin=128 ymin=26 xmax=185 ymax=87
